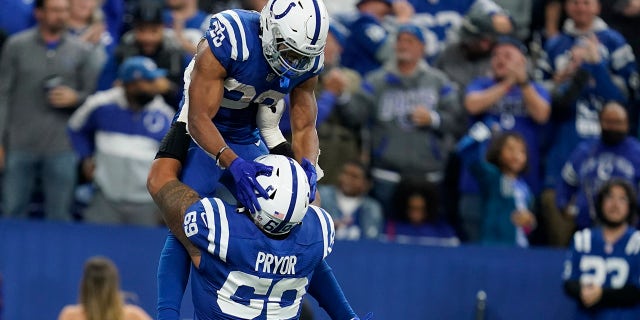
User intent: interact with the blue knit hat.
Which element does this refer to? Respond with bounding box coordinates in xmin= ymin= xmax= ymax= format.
xmin=119 ymin=56 xmax=167 ymax=83
xmin=397 ymin=24 xmax=425 ymax=44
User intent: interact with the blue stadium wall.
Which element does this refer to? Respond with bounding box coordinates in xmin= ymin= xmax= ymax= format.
xmin=0 ymin=219 xmax=575 ymax=319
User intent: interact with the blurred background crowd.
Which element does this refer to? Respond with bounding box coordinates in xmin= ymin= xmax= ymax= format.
xmin=1 ymin=0 xmax=640 ymax=249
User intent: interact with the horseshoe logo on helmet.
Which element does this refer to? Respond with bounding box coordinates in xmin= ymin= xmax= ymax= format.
xmin=271 ymin=0 xmax=298 ymax=19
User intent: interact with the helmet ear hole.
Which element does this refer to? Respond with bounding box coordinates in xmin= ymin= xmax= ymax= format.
xmin=276 ymin=168 xmax=280 ymax=177
xmin=269 ymin=189 xmax=277 ymax=200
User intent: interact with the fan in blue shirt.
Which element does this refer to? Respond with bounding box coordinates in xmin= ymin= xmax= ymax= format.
xmin=563 ymin=179 xmax=640 ymax=319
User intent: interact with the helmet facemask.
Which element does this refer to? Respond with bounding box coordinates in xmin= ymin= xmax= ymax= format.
xmin=262 ymin=25 xmax=320 ymax=77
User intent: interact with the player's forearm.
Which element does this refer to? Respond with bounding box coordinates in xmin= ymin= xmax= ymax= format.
xmin=292 ymin=125 xmax=319 ymax=164
xmin=290 ymin=103 xmax=319 ymax=163
xmin=289 ymin=77 xmax=320 ymax=163
xmin=152 ymin=179 xmax=202 ymax=258
xmin=309 ymin=260 xmax=357 ymax=319
xmin=187 ymin=115 xmax=238 ymax=168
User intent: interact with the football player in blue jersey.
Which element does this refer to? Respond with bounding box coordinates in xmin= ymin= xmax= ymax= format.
xmin=146 ymin=1 xmax=334 ymax=319
xmin=175 ymin=154 xmax=363 ymax=319
xmin=563 ymin=179 xmax=640 ymax=319
xmin=172 ymin=0 xmax=327 ymax=207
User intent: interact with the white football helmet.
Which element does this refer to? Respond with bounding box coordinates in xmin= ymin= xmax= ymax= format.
xmin=260 ymin=0 xmax=329 ymax=77
xmin=252 ymin=154 xmax=311 ymax=235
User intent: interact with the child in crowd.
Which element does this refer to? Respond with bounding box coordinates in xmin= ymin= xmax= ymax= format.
xmin=318 ymin=160 xmax=384 ymax=240
xmin=385 ymin=178 xmax=459 ymax=246
xmin=457 ymin=121 xmax=536 ymax=247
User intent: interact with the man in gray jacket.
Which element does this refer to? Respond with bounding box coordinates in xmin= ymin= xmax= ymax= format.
xmin=341 ymin=24 xmax=464 ymax=218
xmin=0 ymin=0 xmax=102 ymax=220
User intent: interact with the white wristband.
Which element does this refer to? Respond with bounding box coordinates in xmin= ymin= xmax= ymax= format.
xmin=257 ymin=99 xmax=287 ymax=149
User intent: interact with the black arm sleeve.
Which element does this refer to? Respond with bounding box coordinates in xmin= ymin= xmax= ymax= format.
xmin=155 ymin=121 xmax=191 ymax=164
xmin=551 ymin=69 xmax=590 ymax=121
xmin=564 ymin=280 xmax=640 ymax=308
xmin=269 ymin=141 xmax=295 ymax=158
xmin=564 ymin=280 xmax=581 ymax=301
xmin=598 ymin=285 xmax=640 ymax=308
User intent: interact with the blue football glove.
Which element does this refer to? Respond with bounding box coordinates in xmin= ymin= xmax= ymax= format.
xmin=300 ymin=158 xmax=317 ymax=202
xmin=228 ymin=157 xmax=273 ymax=213
xmin=352 ymin=312 xmax=374 ymax=320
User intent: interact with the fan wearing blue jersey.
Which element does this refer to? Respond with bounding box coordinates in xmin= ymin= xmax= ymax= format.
xmin=563 ymin=179 xmax=640 ymax=319
xmin=176 ymin=155 xmax=362 ymax=319
xmin=405 ymin=0 xmax=511 ymax=58
xmin=68 ymin=56 xmax=174 ymax=226
xmin=555 ymin=102 xmax=640 ymax=230
xmin=146 ymin=1 xmax=333 ymax=319
xmin=341 ymin=0 xmax=394 ymax=76
xmin=539 ymin=0 xmax=639 ymax=247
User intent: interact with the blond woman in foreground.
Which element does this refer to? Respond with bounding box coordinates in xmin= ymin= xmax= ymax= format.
xmin=58 ymin=256 xmax=151 ymax=320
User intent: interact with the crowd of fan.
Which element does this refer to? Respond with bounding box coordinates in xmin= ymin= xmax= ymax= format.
xmin=1 ymin=0 xmax=639 ymax=248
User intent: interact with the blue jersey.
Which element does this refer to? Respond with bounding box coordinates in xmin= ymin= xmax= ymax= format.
xmin=540 ymin=19 xmax=637 ymax=98
xmin=459 ymin=77 xmax=550 ymax=195
xmin=540 ymin=19 xmax=638 ymax=189
xmin=408 ymin=0 xmax=503 ymax=58
xmin=184 ymin=198 xmax=335 ymax=320
xmin=564 ymin=228 xmax=640 ymax=319
xmin=556 ymin=138 xmax=640 ymax=230
xmin=176 ymin=9 xmax=323 ymax=145
xmin=341 ymin=13 xmax=389 ymax=76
